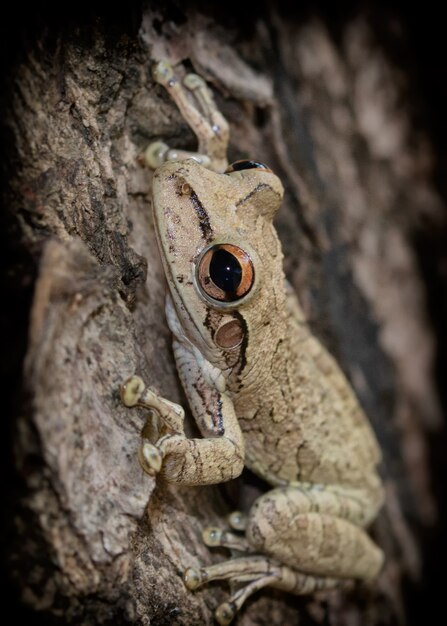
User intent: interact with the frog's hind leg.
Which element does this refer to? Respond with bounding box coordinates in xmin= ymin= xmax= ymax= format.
xmin=245 ymin=485 xmax=384 ymax=582
xmin=186 ymin=488 xmax=383 ymax=622
xmin=146 ymin=60 xmax=229 ymax=172
xmin=185 ymin=555 xmax=339 ymax=625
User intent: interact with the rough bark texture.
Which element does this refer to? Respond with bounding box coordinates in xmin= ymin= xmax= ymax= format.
xmin=1 ymin=3 xmax=446 ymax=625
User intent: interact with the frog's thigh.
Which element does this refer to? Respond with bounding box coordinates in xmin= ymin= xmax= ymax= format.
xmin=247 ymin=487 xmax=383 ymax=581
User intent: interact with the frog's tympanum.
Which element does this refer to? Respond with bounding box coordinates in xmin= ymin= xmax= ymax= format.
xmin=121 ymin=61 xmax=384 ymax=625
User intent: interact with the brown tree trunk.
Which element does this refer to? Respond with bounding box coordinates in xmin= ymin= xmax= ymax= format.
xmin=1 ymin=4 xmax=446 ymax=625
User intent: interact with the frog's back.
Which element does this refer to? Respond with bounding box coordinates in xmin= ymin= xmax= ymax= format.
xmin=232 ymin=284 xmax=382 ymax=504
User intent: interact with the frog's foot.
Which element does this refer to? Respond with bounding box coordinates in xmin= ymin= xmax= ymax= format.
xmin=147 ymin=60 xmax=229 ymax=173
xmin=184 ymin=555 xmax=339 ymax=625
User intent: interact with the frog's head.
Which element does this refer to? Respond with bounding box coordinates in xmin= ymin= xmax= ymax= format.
xmin=151 ymin=158 xmax=286 ymax=375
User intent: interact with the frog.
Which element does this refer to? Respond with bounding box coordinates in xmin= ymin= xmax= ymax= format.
xmin=121 ymin=60 xmax=384 ymax=625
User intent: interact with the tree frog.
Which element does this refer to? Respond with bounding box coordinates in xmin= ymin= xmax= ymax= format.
xmin=121 ymin=61 xmax=384 ymax=625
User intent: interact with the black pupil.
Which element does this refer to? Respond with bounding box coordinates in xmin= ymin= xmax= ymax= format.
xmin=229 ymin=160 xmax=267 ymax=171
xmin=209 ymin=249 xmax=242 ymax=293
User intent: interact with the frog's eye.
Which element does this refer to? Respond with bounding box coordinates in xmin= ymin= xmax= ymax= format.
xmin=197 ymin=244 xmax=254 ymax=303
xmin=225 ymin=160 xmax=272 ymax=174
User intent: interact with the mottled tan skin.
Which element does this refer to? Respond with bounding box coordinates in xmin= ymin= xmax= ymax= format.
xmin=121 ymin=61 xmax=384 ymax=625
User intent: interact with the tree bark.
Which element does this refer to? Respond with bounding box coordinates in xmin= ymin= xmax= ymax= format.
xmin=1 ymin=3 xmax=446 ymax=625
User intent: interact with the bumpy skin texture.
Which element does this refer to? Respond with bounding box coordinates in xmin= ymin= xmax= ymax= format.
xmin=121 ymin=61 xmax=384 ymax=624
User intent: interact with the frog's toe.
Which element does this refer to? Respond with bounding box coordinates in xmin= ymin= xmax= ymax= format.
xmin=183 ymin=73 xmax=207 ymax=91
xmin=228 ymin=510 xmax=247 ymax=531
xmin=215 ymin=601 xmax=236 ymax=626
xmin=152 ymin=60 xmax=174 ymax=85
xmin=121 ymin=375 xmax=145 ymax=407
xmin=138 ymin=439 xmax=163 ymax=475
xmin=144 ymin=141 xmax=169 ymax=169
xmin=184 ymin=567 xmax=207 ymax=590
xmin=202 ymin=527 xmax=224 ymax=547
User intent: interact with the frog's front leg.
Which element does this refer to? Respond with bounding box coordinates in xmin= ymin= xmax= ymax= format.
xmin=187 ymin=485 xmax=384 ymax=624
xmin=145 ymin=60 xmax=229 ymax=173
xmin=121 ymin=357 xmax=245 ymax=486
